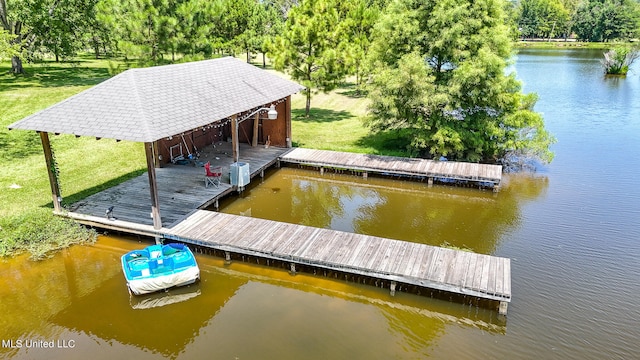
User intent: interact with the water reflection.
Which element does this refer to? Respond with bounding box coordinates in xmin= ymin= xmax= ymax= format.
xmin=129 ymin=287 xmax=201 ymax=310
xmin=1 ymin=235 xmax=508 ymax=359
xmin=218 ymin=167 xmax=548 ymax=254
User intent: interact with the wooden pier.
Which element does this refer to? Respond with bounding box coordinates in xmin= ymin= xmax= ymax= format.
xmin=279 ymin=148 xmax=502 ymax=189
xmin=66 ymin=144 xmax=511 ymax=314
xmin=165 ymin=210 xmax=511 ymax=314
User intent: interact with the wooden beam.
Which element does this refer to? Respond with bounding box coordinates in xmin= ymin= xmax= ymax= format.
xmin=231 ymin=114 xmax=239 ymax=163
xmin=144 ymin=142 xmax=162 ymax=233
xmin=39 ymin=131 xmax=62 ymax=212
xmin=285 ymin=95 xmax=292 ymax=148
xmin=152 ymin=140 xmax=161 ymax=168
xmin=252 ymin=112 xmax=259 ymax=147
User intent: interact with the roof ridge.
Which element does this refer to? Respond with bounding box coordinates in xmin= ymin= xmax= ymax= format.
xmin=126 ymin=70 xmax=155 ymax=142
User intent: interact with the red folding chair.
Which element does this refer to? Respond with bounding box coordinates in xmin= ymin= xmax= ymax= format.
xmin=204 ymin=162 xmax=222 ymax=188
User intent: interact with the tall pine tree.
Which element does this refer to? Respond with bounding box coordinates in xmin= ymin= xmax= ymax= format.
xmin=269 ymin=0 xmax=348 ymax=116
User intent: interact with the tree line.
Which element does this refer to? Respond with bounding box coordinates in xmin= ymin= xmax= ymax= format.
xmin=1 ymin=0 xmax=292 ymax=72
xmin=512 ymin=0 xmax=640 ymax=41
xmin=2 ymin=0 xmax=561 ymax=168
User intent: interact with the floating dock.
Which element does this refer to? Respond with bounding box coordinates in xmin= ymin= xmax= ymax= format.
xmin=279 ymin=148 xmax=502 ymax=190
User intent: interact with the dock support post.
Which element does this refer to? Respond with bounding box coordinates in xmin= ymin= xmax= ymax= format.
xmin=320 ymin=167 xmax=324 ymax=175
xmin=261 ymin=169 xmax=264 ymax=178
xmin=428 ymin=178 xmax=433 ymax=187
xmin=499 ymin=301 xmax=508 ymax=315
xmin=225 ymin=251 xmax=231 ymax=263
xmin=390 ymin=281 xmax=397 ymax=296
xmin=290 ymin=263 xmax=296 ymax=274
xmin=144 ymin=142 xmax=163 ymax=244
xmin=363 ymin=172 xmax=368 ymax=179
xmin=39 ymin=132 xmax=62 ymax=213
xmin=215 ymin=199 xmax=219 ymax=210
xmin=493 ymin=184 xmax=500 ymax=193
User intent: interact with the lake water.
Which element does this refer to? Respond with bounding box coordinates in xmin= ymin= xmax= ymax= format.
xmin=2 ymin=49 xmax=639 ymax=359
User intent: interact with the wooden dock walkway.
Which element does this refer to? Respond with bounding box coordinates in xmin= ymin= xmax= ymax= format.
xmin=279 ymin=148 xmax=502 ymax=189
xmin=164 ymin=210 xmax=511 ymax=314
xmin=65 ymin=144 xmax=511 ymax=314
xmin=69 ymin=143 xmax=289 ymax=226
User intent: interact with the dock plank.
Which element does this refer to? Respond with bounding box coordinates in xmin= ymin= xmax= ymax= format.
xmin=280 ymin=149 xmax=501 ymax=188
xmin=84 ymin=208 xmax=511 ymax=310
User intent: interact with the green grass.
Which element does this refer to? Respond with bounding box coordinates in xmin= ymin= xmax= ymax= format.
xmin=0 ymin=57 xmax=145 ymax=257
xmin=290 ymin=82 xmax=411 ymax=157
xmin=0 ymin=208 xmax=97 ymax=260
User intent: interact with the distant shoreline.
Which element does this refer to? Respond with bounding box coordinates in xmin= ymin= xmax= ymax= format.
xmin=514 ymin=40 xmax=634 ymax=50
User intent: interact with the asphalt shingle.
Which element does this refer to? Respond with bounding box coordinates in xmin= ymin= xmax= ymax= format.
xmin=8 ymin=57 xmax=305 ymax=142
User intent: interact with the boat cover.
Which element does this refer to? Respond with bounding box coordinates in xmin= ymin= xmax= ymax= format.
xmin=127 ymin=266 xmax=200 ymax=295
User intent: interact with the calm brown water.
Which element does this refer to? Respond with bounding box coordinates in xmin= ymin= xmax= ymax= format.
xmin=2 ymin=49 xmax=640 ymax=359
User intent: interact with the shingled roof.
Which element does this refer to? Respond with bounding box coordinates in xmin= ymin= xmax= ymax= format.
xmin=8 ymin=57 xmax=304 ymax=142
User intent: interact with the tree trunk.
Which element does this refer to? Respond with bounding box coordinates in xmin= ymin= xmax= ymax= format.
xmin=246 ymin=50 xmax=250 ymax=63
xmin=305 ymin=88 xmax=311 ymax=117
xmin=262 ymin=53 xmax=266 ymax=68
xmin=11 ymin=55 xmax=23 ymax=74
xmin=93 ymin=35 xmax=100 ymax=59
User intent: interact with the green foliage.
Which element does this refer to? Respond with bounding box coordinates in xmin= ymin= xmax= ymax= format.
xmin=338 ymin=0 xmax=381 ymax=92
xmin=1 ymin=0 xmax=102 ymax=71
xmin=95 ymin=0 xmax=279 ymax=64
xmin=367 ymin=0 xmax=555 ymax=166
xmin=602 ymin=45 xmax=640 ymax=74
xmin=0 ymin=208 xmax=97 ymax=260
xmin=269 ymin=0 xmax=349 ymax=116
xmin=517 ymin=0 xmax=572 ymax=39
xmin=573 ymin=0 xmax=640 ymax=42
xmin=0 ymin=28 xmax=21 ymax=60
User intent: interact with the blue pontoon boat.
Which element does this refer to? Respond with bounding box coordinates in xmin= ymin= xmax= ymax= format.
xmin=121 ymin=243 xmax=200 ymax=295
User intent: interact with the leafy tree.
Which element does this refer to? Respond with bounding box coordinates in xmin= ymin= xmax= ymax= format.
xmin=367 ymin=0 xmax=555 ymax=166
xmin=339 ymin=0 xmax=381 ymax=91
xmin=220 ymin=0 xmax=272 ymax=62
xmin=517 ymin=0 xmax=571 ymax=39
xmin=0 ymin=28 xmax=21 ymax=61
xmin=257 ymin=1 xmax=285 ymax=67
xmin=1 ymin=0 xmax=101 ymax=72
xmin=32 ymin=0 xmax=100 ymax=62
xmin=269 ymin=0 xmax=348 ymax=117
xmin=573 ymin=0 xmax=640 ymax=42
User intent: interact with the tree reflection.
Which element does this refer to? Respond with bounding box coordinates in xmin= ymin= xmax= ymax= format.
xmin=222 ymin=168 xmax=548 ymax=255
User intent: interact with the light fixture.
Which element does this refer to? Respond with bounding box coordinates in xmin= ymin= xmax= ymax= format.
xmin=267 ymin=105 xmax=277 ymax=120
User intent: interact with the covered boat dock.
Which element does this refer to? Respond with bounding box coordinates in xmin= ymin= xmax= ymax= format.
xmin=8 ymin=58 xmax=511 ymax=314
